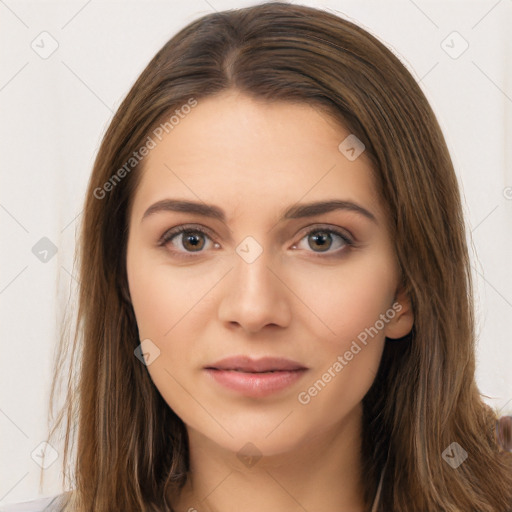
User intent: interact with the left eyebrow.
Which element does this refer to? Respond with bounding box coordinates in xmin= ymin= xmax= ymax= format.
xmin=283 ymin=200 xmax=377 ymax=224
xmin=141 ymin=198 xmax=378 ymax=225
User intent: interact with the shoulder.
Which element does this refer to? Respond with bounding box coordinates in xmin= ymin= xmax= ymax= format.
xmin=0 ymin=492 xmax=69 ymax=512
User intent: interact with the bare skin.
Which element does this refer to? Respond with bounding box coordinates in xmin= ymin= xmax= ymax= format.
xmin=126 ymin=90 xmax=414 ymax=512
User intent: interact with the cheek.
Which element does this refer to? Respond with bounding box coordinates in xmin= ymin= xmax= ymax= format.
xmin=290 ymin=253 xmax=396 ymax=410
xmin=127 ymin=251 xmax=215 ymax=340
xmin=293 ymin=272 xmax=391 ymax=417
xmin=128 ymin=267 xmax=172 ymax=338
xmin=127 ymin=255 xmax=214 ymax=423
xmin=292 ymin=252 xmax=397 ymax=346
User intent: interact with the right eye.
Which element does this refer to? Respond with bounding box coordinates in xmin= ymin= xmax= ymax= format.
xmin=158 ymin=225 xmax=219 ymax=258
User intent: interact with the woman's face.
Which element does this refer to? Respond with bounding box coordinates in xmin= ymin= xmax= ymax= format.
xmin=126 ymin=90 xmax=413 ymax=457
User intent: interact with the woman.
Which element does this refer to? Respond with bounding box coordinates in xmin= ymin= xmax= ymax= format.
xmin=5 ymin=2 xmax=512 ymax=511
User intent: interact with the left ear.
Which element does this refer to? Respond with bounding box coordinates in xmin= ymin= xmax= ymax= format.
xmin=384 ymin=285 xmax=414 ymax=340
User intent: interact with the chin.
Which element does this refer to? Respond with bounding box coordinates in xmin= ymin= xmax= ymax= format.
xmin=185 ymin=410 xmax=314 ymax=460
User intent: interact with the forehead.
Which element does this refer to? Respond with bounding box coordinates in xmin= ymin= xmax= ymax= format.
xmin=131 ymin=91 xmax=385 ymax=226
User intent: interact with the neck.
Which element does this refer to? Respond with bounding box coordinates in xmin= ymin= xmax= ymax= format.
xmin=171 ymin=404 xmax=367 ymax=512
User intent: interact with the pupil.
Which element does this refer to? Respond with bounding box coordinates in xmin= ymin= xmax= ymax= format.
xmin=184 ymin=232 xmax=204 ymax=251
xmin=310 ymin=231 xmax=331 ymax=252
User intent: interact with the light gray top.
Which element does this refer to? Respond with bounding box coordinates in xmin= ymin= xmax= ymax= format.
xmin=0 ymin=493 xmax=66 ymax=512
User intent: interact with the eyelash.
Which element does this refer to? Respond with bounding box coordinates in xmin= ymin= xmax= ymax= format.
xmin=157 ymin=224 xmax=354 ymax=259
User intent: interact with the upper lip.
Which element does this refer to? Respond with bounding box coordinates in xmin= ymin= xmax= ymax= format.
xmin=205 ymin=356 xmax=308 ymax=372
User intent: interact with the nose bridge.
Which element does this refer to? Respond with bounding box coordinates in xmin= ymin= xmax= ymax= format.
xmin=218 ymin=234 xmax=291 ymax=332
xmin=233 ymin=234 xmax=279 ymax=300
xmin=235 ymin=237 xmax=273 ymax=290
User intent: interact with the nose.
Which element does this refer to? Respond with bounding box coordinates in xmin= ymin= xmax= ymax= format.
xmin=217 ymin=245 xmax=292 ymax=334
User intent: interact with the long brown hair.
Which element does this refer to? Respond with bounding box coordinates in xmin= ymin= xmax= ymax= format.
xmin=46 ymin=2 xmax=512 ymax=510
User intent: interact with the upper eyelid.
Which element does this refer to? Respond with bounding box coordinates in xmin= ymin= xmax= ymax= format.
xmin=162 ymin=224 xmax=216 ymax=241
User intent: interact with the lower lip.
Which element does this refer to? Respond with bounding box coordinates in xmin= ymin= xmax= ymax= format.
xmin=204 ymin=368 xmax=307 ymax=397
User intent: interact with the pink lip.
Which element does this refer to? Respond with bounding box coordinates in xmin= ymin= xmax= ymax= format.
xmin=206 ymin=356 xmax=307 ymax=372
xmin=204 ymin=356 xmax=308 ymax=397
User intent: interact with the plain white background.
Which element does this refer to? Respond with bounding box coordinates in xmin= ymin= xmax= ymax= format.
xmin=1 ymin=0 xmax=511 ymax=505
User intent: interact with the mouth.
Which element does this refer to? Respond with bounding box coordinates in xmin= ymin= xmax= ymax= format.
xmin=204 ymin=356 xmax=308 ymax=397
xmin=205 ymin=355 xmax=308 ymax=373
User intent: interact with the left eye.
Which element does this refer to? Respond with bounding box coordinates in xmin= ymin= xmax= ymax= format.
xmin=292 ymin=228 xmax=353 ymax=255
